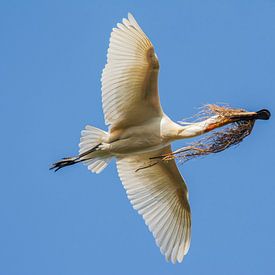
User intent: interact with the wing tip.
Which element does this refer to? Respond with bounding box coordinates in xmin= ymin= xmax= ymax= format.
xmin=128 ymin=12 xmax=134 ymax=20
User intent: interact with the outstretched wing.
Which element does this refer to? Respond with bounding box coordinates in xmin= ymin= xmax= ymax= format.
xmin=101 ymin=13 xmax=162 ymax=130
xmin=116 ymin=145 xmax=191 ymax=263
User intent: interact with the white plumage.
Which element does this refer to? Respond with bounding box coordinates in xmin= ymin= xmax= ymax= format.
xmin=117 ymin=145 xmax=191 ymax=263
xmin=100 ymin=14 xmax=191 ymax=262
xmin=101 ymin=13 xmax=161 ymax=129
xmin=52 ymin=13 xmax=268 ymax=263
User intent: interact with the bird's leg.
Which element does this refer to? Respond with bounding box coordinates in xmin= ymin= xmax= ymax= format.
xmin=50 ymin=156 xmax=81 ymax=172
xmin=50 ymin=144 xmax=101 ymax=172
xmin=135 ymin=161 xmax=159 ymax=172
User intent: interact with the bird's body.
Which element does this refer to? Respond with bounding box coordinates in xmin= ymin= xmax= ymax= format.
xmin=52 ymin=13 xmax=270 ymax=263
xmin=86 ymin=113 xmax=221 ymax=156
xmin=101 ymin=116 xmax=166 ymax=155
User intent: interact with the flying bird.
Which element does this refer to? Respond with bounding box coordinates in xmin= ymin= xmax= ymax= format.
xmin=51 ymin=13 xmax=270 ymax=263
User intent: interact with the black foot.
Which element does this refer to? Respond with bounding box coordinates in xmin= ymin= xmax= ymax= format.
xmin=51 ymin=144 xmax=101 ymax=172
xmin=50 ymin=157 xmax=79 ymax=172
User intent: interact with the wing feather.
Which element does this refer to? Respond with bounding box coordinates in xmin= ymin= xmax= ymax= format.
xmin=101 ymin=13 xmax=162 ymax=130
xmin=116 ymin=145 xmax=191 ymax=263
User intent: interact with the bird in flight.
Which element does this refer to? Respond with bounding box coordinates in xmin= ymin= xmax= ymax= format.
xmin=51 ymin=13 xmax=270 ymax=263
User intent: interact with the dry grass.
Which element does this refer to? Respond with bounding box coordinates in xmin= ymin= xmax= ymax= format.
xmin=161 ymin=104 xmax=255 ymax=162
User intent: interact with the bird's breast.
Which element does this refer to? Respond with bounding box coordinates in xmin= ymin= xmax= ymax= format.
xmin=107 ymin=117 xmax=168 ymax=155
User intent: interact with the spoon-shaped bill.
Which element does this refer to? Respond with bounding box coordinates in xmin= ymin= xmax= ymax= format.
xmin=255 ymin=109 xmax=271 ymax=120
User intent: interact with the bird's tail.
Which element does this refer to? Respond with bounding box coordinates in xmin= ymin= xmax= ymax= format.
xmin=51 ymin=125 xmax=112 ymax=174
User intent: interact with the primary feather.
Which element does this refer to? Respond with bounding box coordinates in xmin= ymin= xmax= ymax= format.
xmin=101 ymin=13 xmax=162 ymax=130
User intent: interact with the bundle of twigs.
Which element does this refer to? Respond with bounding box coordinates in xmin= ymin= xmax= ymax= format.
xmin=162 ymin=104 xmax=255 ymax=162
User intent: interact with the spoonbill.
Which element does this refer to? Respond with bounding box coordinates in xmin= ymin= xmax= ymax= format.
xmin=51 ymin=13 xmax=270 ymax=263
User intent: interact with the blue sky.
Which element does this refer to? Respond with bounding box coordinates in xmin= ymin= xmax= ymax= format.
xmin=1 ymin=1 xmax=275 ymax=274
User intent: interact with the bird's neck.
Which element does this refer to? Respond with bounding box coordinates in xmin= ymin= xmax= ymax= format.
xmin=161 ymin=114 xmax=235 ymax=142
xmin=173 ymin=115 xmax=225 ymax=140
xmin=163 ymin=107 xmax=261 ymax=143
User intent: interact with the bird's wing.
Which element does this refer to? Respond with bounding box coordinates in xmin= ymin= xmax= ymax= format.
xmin=101 ymin=13 xmax=162 ymax=130
xmin=116 ymin=145 xmax=191 ymax=263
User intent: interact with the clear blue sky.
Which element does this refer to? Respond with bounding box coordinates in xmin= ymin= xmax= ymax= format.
xmin=1 ymin=1 xmax=275 ymax=274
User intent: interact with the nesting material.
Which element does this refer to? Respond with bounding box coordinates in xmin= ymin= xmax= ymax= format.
xmin=162 ymin=104 xmax=255 ymax=162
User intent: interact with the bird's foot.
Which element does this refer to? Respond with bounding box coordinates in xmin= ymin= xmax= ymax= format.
xmin=50 ymin=157 xmax=79 ymax=172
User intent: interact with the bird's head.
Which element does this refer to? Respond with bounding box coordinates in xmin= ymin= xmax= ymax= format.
xmin=205 ymin=105 xmax=271 ymax=125
xmin=168 ymin=104 xmax=271 ymax=162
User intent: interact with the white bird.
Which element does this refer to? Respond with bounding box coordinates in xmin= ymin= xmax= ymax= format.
xmin=52 ymin=13 xmax=270 ymax=263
